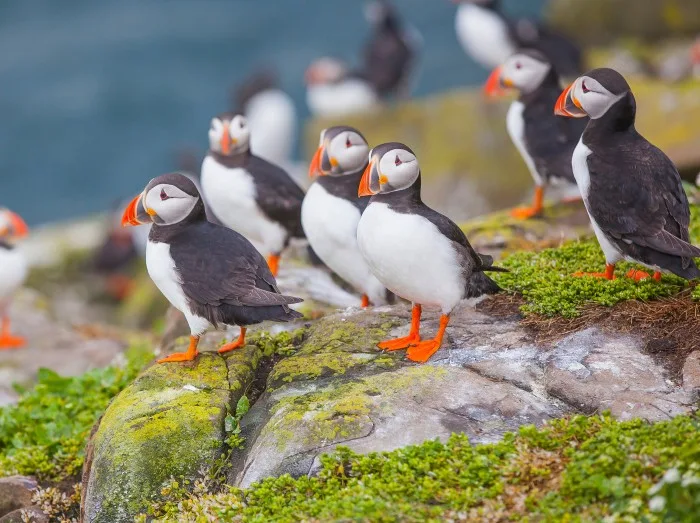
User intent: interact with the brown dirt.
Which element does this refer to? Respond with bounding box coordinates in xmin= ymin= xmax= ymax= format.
xmin=479 ymin=291 xmax=700 ymax=383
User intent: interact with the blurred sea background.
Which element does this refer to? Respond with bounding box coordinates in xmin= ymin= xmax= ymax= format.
xmin=0 ymin=0 xmax=546 ymax=226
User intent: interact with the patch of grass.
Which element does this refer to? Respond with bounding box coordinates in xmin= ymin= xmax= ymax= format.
xmin=145 ymin=413 xmax=699 ymax=522
xmin=0 ymin=345 xmax=153 ymax=481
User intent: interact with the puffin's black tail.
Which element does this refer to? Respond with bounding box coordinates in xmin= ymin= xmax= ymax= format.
xmin=465 ymin=253 xmax=508 ymax=298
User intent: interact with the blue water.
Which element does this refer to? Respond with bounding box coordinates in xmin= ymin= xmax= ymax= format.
xmin=0 ymin=0 xmax=545 ymax=225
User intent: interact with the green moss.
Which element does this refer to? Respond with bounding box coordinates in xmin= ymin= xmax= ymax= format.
xmin=0 ymin=344 xmax=153 ymax=481
xmin=245 ymin=328 xmax=305 ymax=358
xmin=147 ymin=413 xmax=700 ymax=522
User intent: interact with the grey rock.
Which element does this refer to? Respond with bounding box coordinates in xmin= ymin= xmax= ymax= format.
xmin=0 ymin=507 xmax=48 ymax=523
xmin=683 ymin=351 xmax=700 ymax=400
xmin=0 ymin=476 xmax=37 ymax=517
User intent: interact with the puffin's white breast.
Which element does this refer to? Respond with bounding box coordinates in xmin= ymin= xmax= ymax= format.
xmin=146 ymin=240 xmax=210 ymax=336
xmin=506 ymin=101 xmax=543 ymax=186
xmin=306 ymin=79 xmax=379 ymax=117
xmin=200 ymin=157 xmax=287 ymax=253
xmin=0 ymin=247 xmax=27 ymax=302
xmin=357 ymin=202 xmax=465 ymax=313
xmin=455 ymin=4 xmax=515 ymax=69
xmin=301 ymin=183 xmax=387 ymax=303
xmin=571 ymin=140 xmax=622 ymax=264
xmin=245 ymin=89 xmax=297 ymax=167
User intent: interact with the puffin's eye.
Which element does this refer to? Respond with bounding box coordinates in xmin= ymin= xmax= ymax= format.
xmin=394 ymin=155 xmax=402 ymax=166
xmin=345 ymin=136 xmax=352 ymax=148
xmin=582 ymin=81 xmax=590 ymax=94
xmin=238 ymin=119 xmax=245 ymax=129
xmin=160 ymin=189 xmax=169 ymax=201
xmin=515 ymin=62 xmax=522 ymax=69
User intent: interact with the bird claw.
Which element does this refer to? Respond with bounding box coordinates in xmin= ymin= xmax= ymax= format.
xmin=377 ymin=335 xmax=419 ymax=351
xmin=510 ymin=206 xmax=542 ymax=220
xmin=157 ymin=351 xmax=199 ymax=363
xmin=0 ymin=335 xmax=26 ymax=350
xmin=406 ymin=339 xmax=441 ymax=363
xmin=218 ymin=340 xmax=245 ymax=354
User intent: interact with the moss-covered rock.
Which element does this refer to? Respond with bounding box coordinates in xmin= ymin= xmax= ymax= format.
xmin=82 ymin=339 xmax=261 ymax=522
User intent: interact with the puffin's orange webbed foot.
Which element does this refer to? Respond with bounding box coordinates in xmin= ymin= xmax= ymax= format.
xmin=158 ymin=335 xmax=199 ymax=363
xmin=360 ymin=294 xmax=370 ymax=308
xmin=510 ymin=206 xmax=543 ymax=220
xmin=406 ymin=339 xmax=441 ymax=363
xmin=572 ymin=263 xmax=616 ymax=280
xmin=0 ymin=334 xmax=26 ymax=350
xmin=218 ymin=328 xmax=247 ymax=354
xmin=625 ymin=269 xmax=662 ymax=282
xmin=266 ymin=254 xmax=280 ymax=277
xmin=377 ymin=334 xmax=419 ymax=351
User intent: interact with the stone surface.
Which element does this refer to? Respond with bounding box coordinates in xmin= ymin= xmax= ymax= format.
xmin=0 ymin=507 xmax=48 ymax=523
xmin=0 ymin=476 xmax=37 ymax=518
xmin=0 ymin=290 xmax=127 ymax=407
xmin=81 ymin=337 xmax=260 ymax=523
xmin=683 ymin=351 xmax=700 ymax=400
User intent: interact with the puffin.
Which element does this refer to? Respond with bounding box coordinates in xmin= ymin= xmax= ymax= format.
xmin=484 ymin=49 xmax=586 ymax=219
xmin=305 ymin=58 xmax=379 ymax=117
xmin=0 ymin=208 xmax=29 ymax=350
xmin=555 ymin=68 xmax=700 ymax=281
xmin=362 ymin=0 xmax=420 ymax=99
xmin=121 ymin=173 xmax=303 ymax=363
xmin=453 ymin=0 xmax=582 ymax=77
xmin=200 ymin=112 xmax=306 ymax=276
xmin=302 ymin=126 xmax=391 ymax=307
xmin=356 ymin=143 xmax=506 ymax=363
xmin=233 ymin=69 xmax=297 ymax=168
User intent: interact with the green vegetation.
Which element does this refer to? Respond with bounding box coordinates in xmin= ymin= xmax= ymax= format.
xmin=143 ymin=413 xmax=699 ymax=522
xmin=0 ymin=345 xmax=153 ymax=481
xmin=491 ymin=205 xmax=700 ymax=317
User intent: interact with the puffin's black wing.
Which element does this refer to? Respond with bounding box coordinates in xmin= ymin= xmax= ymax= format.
xmin=587 ymin=139 xmax=700 ymax=270
xmin=170 ymin=221 xmax=302 ymax=325
xmin=363 ymin=30 xmax=414 ymax=97
xmin=247 ymin=155 xmax=305 ymax=238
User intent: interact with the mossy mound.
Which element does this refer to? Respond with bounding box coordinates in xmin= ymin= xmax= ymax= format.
xmin=82 ymin=342 xmax=261 ymax=523
xmin=146 ymin=413 xmax=700 ymax=522
xmin=0 ymin=345 xmax=152 ymax=482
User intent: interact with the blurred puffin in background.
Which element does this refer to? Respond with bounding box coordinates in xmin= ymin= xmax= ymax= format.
xmin=233 ymin=69 xmax=297 ymax=170
xmin=305 ymin=58 xmax=379 ymax=117
xmin=122 ymin=173 xmax=302 ymax=363
xmin=0 ymin=208 xmax=29 ymax=350
xmin=303 ymin=126 xmax=392 ymax=307
xmin=362 ymin=0 xmax=421 ymax=100
xmin=555 ymin=68 xmax=700 ymax=281
xmin=356 ymin=143 xmax=506 ymax=363
xmin=200 ymin=112 xmax=305 ymax=276
xmin=485 ymin=49 xmax=585 ymax=218
xmin=453 ymin=0 xmax=583 ymax=77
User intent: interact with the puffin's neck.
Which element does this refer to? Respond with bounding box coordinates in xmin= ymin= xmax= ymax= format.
xmin=0 ymin=239 xmax=13 ymax=250
xmin=210 ymin=149 xmax=252 ymax=169
xmin=371 ymin=174 xmax=423 ymax=208
xmin=317 ymin=166 xmax=368 ymax=199
xmin=583 ymin=93 xmax=637 ymax=148
xmin=148 ymin=201 xmax=208 ymax=244
xmin=518 ymin=70 xmax=561 ymax=105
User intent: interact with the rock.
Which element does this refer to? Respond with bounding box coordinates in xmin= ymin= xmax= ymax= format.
xmin=0 ymin=290 xmax=127 ymax=407
xmin=683 ymin=351 xmax=700 ymax=399
xmin=0 ymin=476 xmax=37 ymax=517
xmin=81 ymin=337 xmax=261 ymax=523
xmin=543 ymin=328 xmax=693 ymax=421
xmin=0 ymin=507 xmax=48 ymax=523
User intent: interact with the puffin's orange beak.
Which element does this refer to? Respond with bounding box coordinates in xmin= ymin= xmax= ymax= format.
xmin=359 ymin=157 xmax=380 ymax=197
xmin=309 ymin=146 xmax=324 ymax=177
xmin=484 ymin=65 xmax=510 ymax=98
xmin=555 ymin=82 xmax=586 ymax=118
xmin=2 ymin=211 xmax=29 ymax=238
xmin=220 ymin=123 xmax=232 ymax=155
xmin=121 ymin=193 xmax=151 ymax=227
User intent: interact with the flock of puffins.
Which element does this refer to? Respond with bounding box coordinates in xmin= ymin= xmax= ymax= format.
xmin=2 ymin=0 xmax=699 ymax=365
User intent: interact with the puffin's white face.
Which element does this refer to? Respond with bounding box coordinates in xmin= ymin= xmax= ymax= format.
xmin=359 ymin=146 xmax=420 ymax=196
xmin=556 ymin=75 xmax=624 ymax=120
xmin=0 ymin=209 xmax=29 ymax=241
xmin=326 ymin=131 xmax=370 ymax=174
xmin=500 ymin=53 xmax=551 ymax=94
xmin=142 ymin=183 xmax=200 ymax=226
xmin=305 ymin=58 xmax=346 ymax=86
xmin=208 ymin=114 xmax=250 ymax=155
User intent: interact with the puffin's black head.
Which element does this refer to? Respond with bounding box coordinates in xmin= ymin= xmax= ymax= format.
xmin=122 ymin=173 xmax=205 ymax=228
xmin=233 ymin=69 xmax=278 ymax=113
xmin=484 ymin=49 xmax=557 ymax=97
xmin=555 ymin=68 xmax=634 ymax=121
xmin=358 ymin=142 xmax=419 ymax=196
xmin=0 ymin=208 xmax=29 ymax=241
xmin=364 ymin=1 xmax=400 ymax=29
xmin=452 ymin=0 xmax=500 ymax=10
xmin=309 ymin=126 xmax=370 ymax=178
xmin=208 ymin=112 xmax=250 ymax=156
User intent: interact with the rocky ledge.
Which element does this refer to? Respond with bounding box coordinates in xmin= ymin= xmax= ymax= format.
xmin=81 ymin=302 xmax=698 ymax=522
